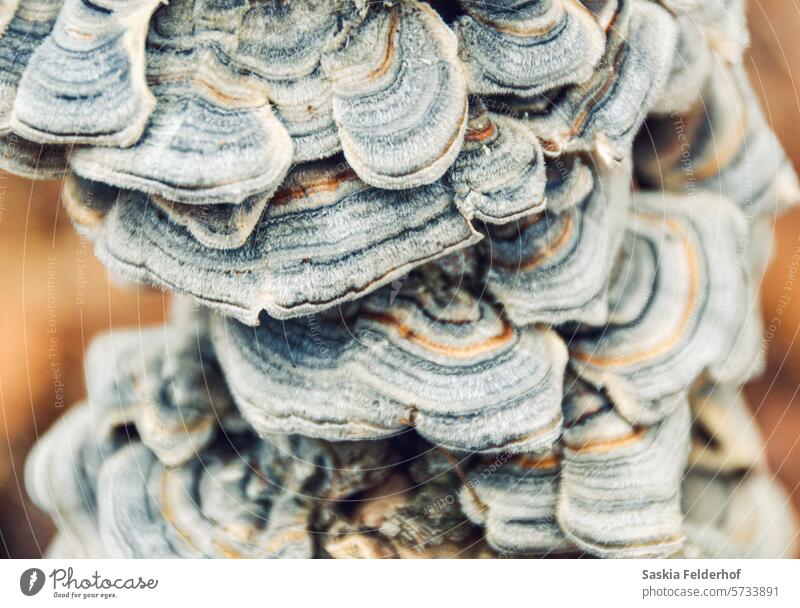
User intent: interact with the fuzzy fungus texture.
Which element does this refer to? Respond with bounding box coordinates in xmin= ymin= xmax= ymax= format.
xmin=2 ymin=0 xmax=797 ymax=558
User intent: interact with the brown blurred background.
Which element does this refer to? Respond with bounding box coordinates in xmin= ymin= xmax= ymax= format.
xmin=0 ymin=175 xmax=168 ymax=558
xmin=2 ymin=0 xmax=800 ymax=558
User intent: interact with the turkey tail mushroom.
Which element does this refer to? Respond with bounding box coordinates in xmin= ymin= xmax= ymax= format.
xmin=97 ymin=442 xmax=315 ymax=558
xmin=557 ymin=382 xmax=690 ymax=558
xmin=0 ymin=0 xmax=61 ymax=133
xmin=97 ymin=427 xmax=394 ymax=558
xmin=321 ymin=1 xmax=468 ymax=189
xmin=235 ymin=0 xmax=343 ymax=162
xmin=682 ymin=382 xmax=799 ymax=558
xmin=210 ymin=272 xmax=568 ymax=453
xmin=524 ymin=0 xmax=677 ymax=162
xmin=447 ymin=99 xmax=547 ymax=224
xmin=459 ymin=453 xmax=572 ymax=556
xmin=85 ymin=322 xmax=232 ymax=468
xmin=9 ymin=0 xmax=799 ymax=562
xmin=69 ymin=50 xmax=293 ymax=205
xmin=0 ymin=0 xmax=67 ymax=178
xmin=636 ymin=65 xmax=800 ymax=218
xmin=11 ymin=0 xmax=161 ymax=146
xmin=62 ymin=163 xmax=482 ymax=323
xmin=483 ymin=159 xmax=628 ymax=326
xmin=569 ymin=190 xmax=759 ymax=425
xmin=25 ymin=403 xmax=116 ymax=559
xmin=454 ymin=0 xmax=605 ymax=98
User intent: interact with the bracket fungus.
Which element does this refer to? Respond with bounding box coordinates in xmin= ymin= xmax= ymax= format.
xmin=459 ymin=378 xmax=690 ymax=558
xmin=454 ymin=0 xmax=605 ymax=98
xmin=322 ymin=1 xmax=468 ymax=189
xmin=11 ymin=0 xmax=161 ymax=146
xmin=211 ymin=271 xmax=568 ymax=453
xmin=4 ymin=0 xmax=796 ymax=559
xmin=569 ymin=191 xmax=761 ymax=425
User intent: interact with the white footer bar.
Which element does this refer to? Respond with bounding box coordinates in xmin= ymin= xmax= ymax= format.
xmin=2 ymin=559 xmax=800 ymax=607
